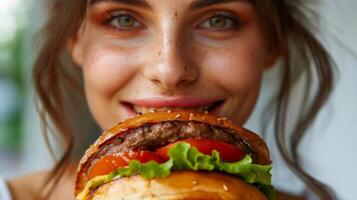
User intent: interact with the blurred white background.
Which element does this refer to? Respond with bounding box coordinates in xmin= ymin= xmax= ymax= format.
xmin=0 ymin=0 xmax=356 ymax=199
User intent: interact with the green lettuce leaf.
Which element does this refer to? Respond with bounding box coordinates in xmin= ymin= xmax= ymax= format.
xmin=117 ymin=159 xmax=173 ymax=179
xmin=169 ymin=142 xmax=272 ymax=185
xmin=76 ymin=142 xmax=275 ymax=200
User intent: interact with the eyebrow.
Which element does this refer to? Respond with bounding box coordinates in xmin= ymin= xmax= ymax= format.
xmin=189 ymin=0 xmax=247 ymax=10
xmin=89 ymin=0 xmax=151 ymax=9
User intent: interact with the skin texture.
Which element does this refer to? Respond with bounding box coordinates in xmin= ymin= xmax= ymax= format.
xmin=9 ymin=0 xmax=303 ymax=199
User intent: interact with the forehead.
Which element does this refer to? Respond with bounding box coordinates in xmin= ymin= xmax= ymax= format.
xmin=88 ymin=0 xmax=251 ymax=10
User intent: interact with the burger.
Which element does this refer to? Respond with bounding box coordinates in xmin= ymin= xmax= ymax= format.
xmin=75 ymin=110 xmax=275 ymax=200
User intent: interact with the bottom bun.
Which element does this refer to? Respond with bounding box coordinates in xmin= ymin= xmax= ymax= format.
xmin=88 ymin=171 xmax=267 ymax=200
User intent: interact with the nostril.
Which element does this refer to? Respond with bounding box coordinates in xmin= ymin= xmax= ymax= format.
xmin=151 ymin=79 xmax=161 ymax=85
xmin=178 ymin=78 xmax=189 ymax=86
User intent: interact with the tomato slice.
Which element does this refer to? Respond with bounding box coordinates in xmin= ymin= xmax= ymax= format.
xmin=88 ymin=151 xmax=165 ymax=179
xmin=155 ymin=139 xmax=246 ymax=162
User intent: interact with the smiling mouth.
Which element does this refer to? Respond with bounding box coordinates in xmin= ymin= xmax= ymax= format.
xmin=122 ymin=100 xmax=225 ymax=115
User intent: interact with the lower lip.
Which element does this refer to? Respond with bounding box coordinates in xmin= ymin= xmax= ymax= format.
xmin=121 ymin=101 xmax=225 ymax=116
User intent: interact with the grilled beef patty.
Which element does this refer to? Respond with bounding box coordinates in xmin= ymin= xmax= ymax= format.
xmin=89 ymin=121 xmax=255 ymax=168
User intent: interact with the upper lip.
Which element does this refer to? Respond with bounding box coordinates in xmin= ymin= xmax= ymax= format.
xmin=125 ymin=96 xmax=224 ymax=108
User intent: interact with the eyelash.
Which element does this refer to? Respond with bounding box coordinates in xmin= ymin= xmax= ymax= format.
xmin=103 ymin=9 xmax=242 ymax=32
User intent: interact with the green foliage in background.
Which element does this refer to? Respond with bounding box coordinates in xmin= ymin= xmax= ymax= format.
xmin=0 ymin=15 xmax=27 ymax=150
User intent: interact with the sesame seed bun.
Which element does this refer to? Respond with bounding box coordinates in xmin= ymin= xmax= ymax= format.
xmin=75 ymin=110 xmax=271 ymax=199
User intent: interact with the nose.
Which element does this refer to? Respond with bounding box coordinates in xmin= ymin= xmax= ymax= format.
xmin=143 ymin=32 xmax=198 ymax=90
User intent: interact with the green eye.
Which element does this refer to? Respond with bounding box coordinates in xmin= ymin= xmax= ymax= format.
xmin=110 ymin=15 xmax=141 ymax=29
xmin=199 ymin=13 xmax=237 ymax=30
xmin=209 ymin=16 xmax=229 ymax=28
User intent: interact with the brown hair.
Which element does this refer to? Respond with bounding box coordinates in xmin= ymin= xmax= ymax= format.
xmin=33 ymin=0 xmax=335 ymax=199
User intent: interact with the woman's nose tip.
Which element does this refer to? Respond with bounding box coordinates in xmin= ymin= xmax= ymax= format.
xmin=147 ymin=62 xmax=198 ymax=90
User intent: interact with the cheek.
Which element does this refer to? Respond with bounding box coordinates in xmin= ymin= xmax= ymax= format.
xmin=204 ymin=45 xmax=265 ymax=95
xmin=197 ymin=18 xmax=269 ymax=95
xmin=81 ymin=41 xmax=138 ymax=97
xmin=79 ymin=38 xmax=142 ymax=128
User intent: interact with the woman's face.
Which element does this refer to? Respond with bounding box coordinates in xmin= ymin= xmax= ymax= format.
xmin=70 ymin=0 xmax=274 ymax=130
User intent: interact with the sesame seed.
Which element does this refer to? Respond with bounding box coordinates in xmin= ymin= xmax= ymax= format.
xmin=192 ymin=180 xmax=198 ymax=185
xmin=167 ymin=110 xmax=172 ymax=113
xmin=223 ymin=184 xmax=229 ymax=191
xmin=175 ymin=114 xmax=181 ymax=119
xmin=204 ymin=111 xmax=209 ymax=114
